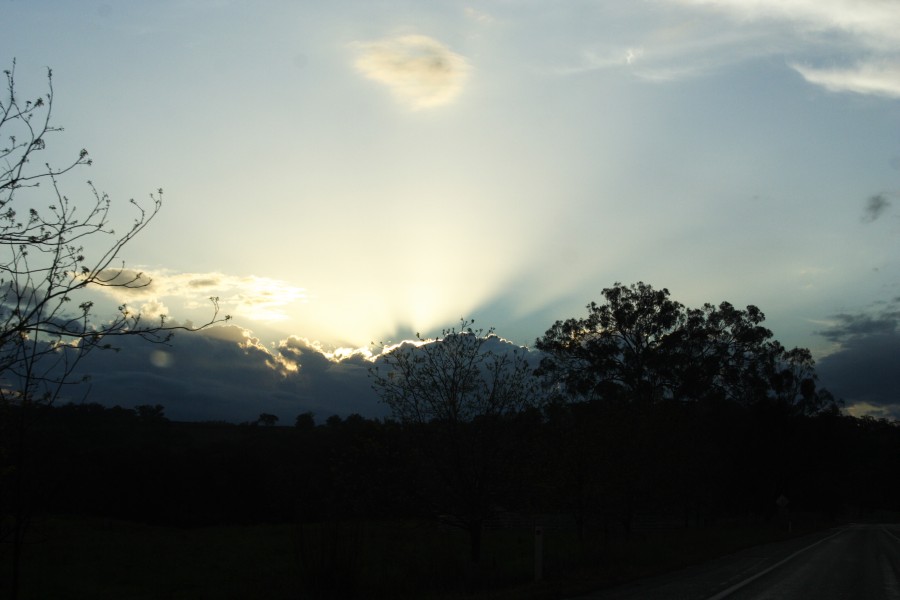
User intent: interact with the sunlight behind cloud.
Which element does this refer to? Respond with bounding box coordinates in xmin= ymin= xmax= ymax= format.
xmin=91 ymin=269 xmax=306 ymax=324
xmin=353 ymin=34 xmax=469 ymax=109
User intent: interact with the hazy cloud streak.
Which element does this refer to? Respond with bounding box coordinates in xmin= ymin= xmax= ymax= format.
xmin=569 ymin=0 xmax=900 ymax=96
xmin=674 ymin=0 xmax=900 ymax=96
xmin=792 ymin=62 xmax=900 ymax=98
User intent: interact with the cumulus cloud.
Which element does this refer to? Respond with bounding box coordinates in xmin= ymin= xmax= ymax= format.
xmin=816 ymin=299 xmax=900 ymax=419
xmin=90 ymin=269 xmax=305 ymax=323
xmin=353 ymin=34 xmax=469 ymax=109
xmin=862 ymin=193 xmax=892 ymax=223
xmin=72 ymin=324 xmax=385 ymax=423
xmin=63 ymin=320 xmax=547 ymax=424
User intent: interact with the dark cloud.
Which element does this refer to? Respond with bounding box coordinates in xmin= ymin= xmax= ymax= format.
xmin=69 ymin=325 xmax=386 ymax=423
xmin=53 ymin=326 xmax=548 ymax=424
xmin=862 ymin=193 xmax=891 ymax=223
xmin=818 ymin=311 xmax=900 ymax=342
xmin=816 ymin=300 xmax=900 ymax=419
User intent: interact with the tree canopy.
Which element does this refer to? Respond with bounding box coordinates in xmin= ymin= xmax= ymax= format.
xmin=536 ymin=282 xmax=839 ymax=414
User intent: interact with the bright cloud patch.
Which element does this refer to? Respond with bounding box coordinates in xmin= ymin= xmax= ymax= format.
xmin=354 ymin=34 xmax=469 ymax=109
xmin=92 ymin=268 xmax=305 ymax=323
xmin=791 ymin=61 xmax=900 ymax=98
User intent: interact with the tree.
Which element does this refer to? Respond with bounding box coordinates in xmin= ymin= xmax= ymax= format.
xmin=369 ymin=320 xmax=536 ymax=568
xmin=535 ymin=283 xmax=841 ymax=529
xmin=535 ymin=282 xmax=687 ymax=405
xmin=294 ymin=411 xmax=315 ymax=430
xmin=536 ymin=282 xmax=838 ymax=412
xmin=257 ymin=413 xmax=279 ymax=427
xmin=0 ymin=62 xmax=227 ymax=599
xmin=134 ymin=403 xmax=167 ymax=423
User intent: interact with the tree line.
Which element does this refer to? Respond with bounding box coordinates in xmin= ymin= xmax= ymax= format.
xmin=4 ymin=284 xmax=900 ymax=596
xmin=2 ymin=61 xmax=897 ymax=597
xmin=10 ymin=286 xmax=899 ymax=551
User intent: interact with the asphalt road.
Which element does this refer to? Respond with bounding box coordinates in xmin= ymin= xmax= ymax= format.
xmin=577 ymin=524 xmax=900 ymax=600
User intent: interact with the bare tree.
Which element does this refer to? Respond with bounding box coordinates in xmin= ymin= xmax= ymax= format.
xmin=0 ymin=61 xmax=227 ymax=599
xmin=369 ymin=320 xmax=536 ymax=569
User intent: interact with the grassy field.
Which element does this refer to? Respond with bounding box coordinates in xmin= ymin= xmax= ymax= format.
xmin=2 ymin=514 xmax=833 ymax=599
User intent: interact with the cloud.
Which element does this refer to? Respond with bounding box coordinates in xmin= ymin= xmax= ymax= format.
xmin=675 ymin=0 xmax=900 ymax=46
xmin=819 ymin=306 xmax=900 ymax=343
xmin=63 ymin=320 xmax=546 ymax=424
xmin=464 ymin=7 xmax=494 ymax=24
xmin=90 ymin=269 xmax=305 ymax=323
xmin=562 ymin=26 xmax=764 ymax=81
xmin=72 ymin=324 xmax=385 ymax=423
xmin=792 ymin=62 xmax=900 ymax=98
xmin=861 ymin=193 xmax=892 ymax=223
xmin=353 ymin=34 xmax=469 ymax=109
xmin=679 ymin=0 xmax=900 ymax=96
xmin=816 ymin=299 xmax=900 ymax=419
xmin=574 ymin=0 xmax=900 ymax=96
xmin=845 ymin=401 xmax=900 ymax=420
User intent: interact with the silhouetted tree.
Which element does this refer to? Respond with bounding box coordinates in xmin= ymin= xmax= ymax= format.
xmin=0 ymin=62 xmax=227 ymax=599
xmin=534 ymin=282 xmax=841 ymax=530
xmin=369 ymin=320 xmax=537 ymax=567
xmin=257 ymin=413 xmax=279 ymax=427
xmin=294 ymin=411 xmax=315 ymax=430
xmin=536 ymin=282 xmax=838 ymax=413
xmin=134 ymin=404 xmax=167 ymax=423
xmin=536 ymin=282 xmax=686 ymax=405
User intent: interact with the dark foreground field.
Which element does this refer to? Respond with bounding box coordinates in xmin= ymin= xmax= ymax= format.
xmin=3 ymin=513 xmax=841 ymax=599
xmin=5 ymin=401 xmax=899 ymax=598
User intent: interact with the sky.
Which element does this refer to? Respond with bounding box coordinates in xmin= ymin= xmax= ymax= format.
xmin=1 ymin=0 xmax=898 ymax=421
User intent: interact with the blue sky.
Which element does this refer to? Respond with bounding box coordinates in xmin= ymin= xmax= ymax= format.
xmin=2 ymin=1 xmax=898 ymax=420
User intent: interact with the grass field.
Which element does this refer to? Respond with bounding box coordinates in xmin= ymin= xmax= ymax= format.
xmin=2 ymin=513 xmax=833 ymax=599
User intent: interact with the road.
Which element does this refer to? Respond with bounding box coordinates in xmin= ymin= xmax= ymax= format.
xmin=577 ymin=524 xmax=900 ymax=600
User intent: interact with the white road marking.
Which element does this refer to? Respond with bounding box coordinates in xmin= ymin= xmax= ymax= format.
xmin=704 ymin=527 xmax=849 ymax=600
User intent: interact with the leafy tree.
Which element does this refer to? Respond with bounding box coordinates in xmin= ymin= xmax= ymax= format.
xmin=536 ymin=282 xmax=839 ymax=413
xmin=672 ymin=300 xmax=779 ymax=404
xmin=0 ymin=62 xmax=226 ymax=599
xmin=369 ymin=320 xmax=536 ymax=567
xmin=535 ymin=282 xmax=686 ymax=404
xmin=534 ymin=282 xmax=841 ymax=529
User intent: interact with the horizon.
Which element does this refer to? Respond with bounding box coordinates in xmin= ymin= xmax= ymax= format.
xmin=2 ymin=0 xmax=898 ymax=421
